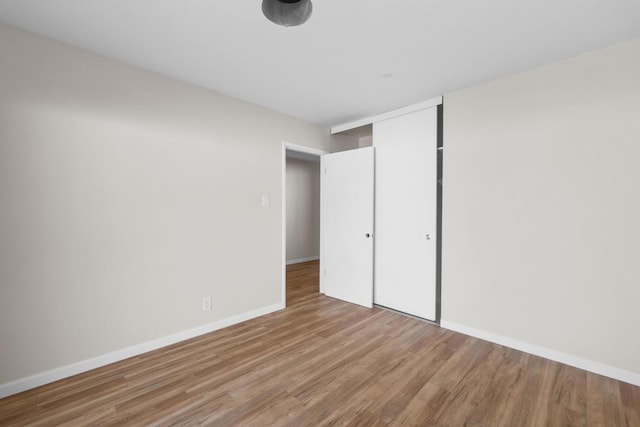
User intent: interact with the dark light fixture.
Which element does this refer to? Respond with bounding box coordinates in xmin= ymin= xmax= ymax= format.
xmin=262 ymin=0 xmax=313 ymax=27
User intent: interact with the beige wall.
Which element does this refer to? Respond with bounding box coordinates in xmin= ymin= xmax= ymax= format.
xmin=358 ymin=135 xmax=373 ymax=148
xmin=443 ymin=38 xmax=640 ymax=377
xmin=286 ymin=158 xmax=320 ymax=263
xmin=0 ymin=23 xmax=355 ymax=386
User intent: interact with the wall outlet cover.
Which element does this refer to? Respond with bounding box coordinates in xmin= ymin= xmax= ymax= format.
xmin=202 ymin=296 xmax=212 ymax=311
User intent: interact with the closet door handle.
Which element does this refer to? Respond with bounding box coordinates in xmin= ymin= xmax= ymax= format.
xmin=365 ymin=233 xmax=371 ymax=238
xmin=425 ymin=234 xmax=431 ymax=240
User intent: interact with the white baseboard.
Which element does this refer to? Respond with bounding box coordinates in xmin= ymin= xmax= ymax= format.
xmin=286 ymin=256 xmax=319 ymax=265
xmin=440 ymin=320 xmax=640 ymax=387
xmin=0 ymin=302 xmax=284 ymax=399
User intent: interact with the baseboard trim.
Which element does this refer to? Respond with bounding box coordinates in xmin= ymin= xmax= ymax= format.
xmin=286 ymin=256 xmax=319 ymax=265
xmin=0 ymin=302 xmax=284 ymax=399
xmin=440 ymin=320 xmax=640 ymax=387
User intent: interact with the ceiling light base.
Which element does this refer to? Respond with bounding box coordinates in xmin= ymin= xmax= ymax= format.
xmin=262 ymin=0 xmax=313 ymax=27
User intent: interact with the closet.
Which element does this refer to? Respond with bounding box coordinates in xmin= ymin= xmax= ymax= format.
xmin=322 ymin=98 xmax=442 ymax=322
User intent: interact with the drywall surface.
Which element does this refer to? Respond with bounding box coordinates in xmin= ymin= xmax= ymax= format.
xmin=358 ymin=135 xmax=373 ymax=148
xmin=0 ymin=23 xmax=352 ymax=385
xmin=443 ymin=38 xmax=640 ymax=376
xmin=286 ymin=158 xmax=320 ymax=263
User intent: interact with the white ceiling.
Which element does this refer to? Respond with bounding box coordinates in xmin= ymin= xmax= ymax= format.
xmin=0 ymin=1 xmax=639 ymax=126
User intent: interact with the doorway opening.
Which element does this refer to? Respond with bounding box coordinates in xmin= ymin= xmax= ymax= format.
xmin=281 ymin=143 xmax=327 ymax=307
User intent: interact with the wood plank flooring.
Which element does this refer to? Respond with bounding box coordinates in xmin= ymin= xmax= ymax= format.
xmin=1 ymin=260 xmax=638 ymax=426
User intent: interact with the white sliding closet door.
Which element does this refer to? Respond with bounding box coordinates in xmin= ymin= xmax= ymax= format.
xmin=373 ymin=108 xmax=438 ymax=320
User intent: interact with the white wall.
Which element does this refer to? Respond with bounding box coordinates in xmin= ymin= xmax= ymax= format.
xmin=443 ymin=38 xmax=640 ymax=383
xmin=286 ymin=158 xmax=320 ymax=263
xmin=0 ymin=23 xmax=356 ymax=390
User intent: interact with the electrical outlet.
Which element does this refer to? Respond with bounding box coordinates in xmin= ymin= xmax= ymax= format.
xmin=202 ymin=296 xmax=212 ymax=311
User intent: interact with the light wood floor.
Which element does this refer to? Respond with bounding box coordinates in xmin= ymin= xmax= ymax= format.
xmin=1 ymin=260 xmax=638 ymax=426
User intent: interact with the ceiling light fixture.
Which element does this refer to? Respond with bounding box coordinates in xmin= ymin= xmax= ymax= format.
xmin=262 ymin=0 xmax=313 ymax=27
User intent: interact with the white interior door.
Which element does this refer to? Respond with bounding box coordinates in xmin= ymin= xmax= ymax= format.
xmin=321 ymin=147 xmax=374 ymax=308
xmin=373 ymin=108 xmax=438 ymax=320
